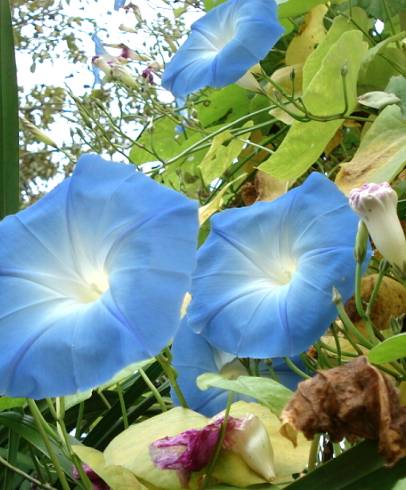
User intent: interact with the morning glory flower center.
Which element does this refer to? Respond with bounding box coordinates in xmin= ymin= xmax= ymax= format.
xmin=268 ymin=257 xmax=297 ymax=286
xmin=212 ymin=25 xmax=235 ymax=51
xmin=75 ymin=269 xmax=109 ymax=304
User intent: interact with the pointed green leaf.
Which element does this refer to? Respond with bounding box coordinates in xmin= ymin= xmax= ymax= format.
xmin=259 ymin=29 xmax=368 ymax=181
xmin=197 ymin=373 xmax=293 ymax=417
xmin=0 ymin=0 xmax=19 ymax=218
xmin=368 ymin=333 xmax=406 ymax=364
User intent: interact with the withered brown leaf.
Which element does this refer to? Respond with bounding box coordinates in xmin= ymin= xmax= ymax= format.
xmin=281 ymin=356 xmax=406 ymax=465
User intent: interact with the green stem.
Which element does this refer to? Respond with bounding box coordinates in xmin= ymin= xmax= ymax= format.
xmin=116 ymin=383 xmax=129 ymax=429
xmin=27 ymin=399 xmax=70 ymax=490
xmin=75 ymin=401 xmax=85 ymax=439
xmin=157 ymin=353 xmax=188 ymax=408
xmin=331 ymin=323 xmax=342 ymax=364
xmin=55 ymin=398 xmax=93 ymax=490
xmin=332 ymin=288 xmax=374 ymax=350
xmin=165 ymin=105 xmax=278 ymax=165
xmin=366 ymin=260 xmax=388 ymax=317
xmin=284 ymin=357 xmax=311 ymax=379
xmin=203 ymin=392 xmax=234 ymax=488
xmin=0 ymin=454 xmax=56 ymax=490
xmin=139 ymin=368 xmax=168 ymax=412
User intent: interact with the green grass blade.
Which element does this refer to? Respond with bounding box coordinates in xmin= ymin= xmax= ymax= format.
xmin=0 ymin=0 xmax=19 ymax=219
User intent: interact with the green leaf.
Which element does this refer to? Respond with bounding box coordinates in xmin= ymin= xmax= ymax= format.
xmin=129 ymin=118 xmax=204 ymax=165
xmin=277 ymin=0 xmax=329 ymax=19
xmin=358 ymin=31 xmax=406 ymax=92
xmin=130 ymin=86 xmax=251 ymax=167
xmin=0 ymin=412 xmax=72 ymax=476
xmin=335 ymin=105 xmax=406 ymax=194
xmin=196 ymin=85 xmax=252 ymax=128
xmin=0 ymin=0 xmax=19 ymax=218
xmin=204 ymin=0 xmax=225 ymax=10
xmin=284 ymin=441 xmax=405 ymax=490
xmin=199 ymin=121 xmax=253 ymax=185
xmin=0 ymin=397 xmax=26 ymax=411
xmin=259 ymin=29 xmax=368 ymax=181
xmin=303 ymin=9 xmax=369 ymax=90
xmin=368 ymin=333 xmax=406 ymax=364
xmin=352 ymin=0 xmax=406 ymax=19
xmin=386 ymin=75 xmax=406 ymax=116
xmin=358 ymin=46 xmax=406 ymax=92
xmin=197 ymin=373 xmax=293 ymax=417
xmin=73 ymin=445 xmax=149 ymax=490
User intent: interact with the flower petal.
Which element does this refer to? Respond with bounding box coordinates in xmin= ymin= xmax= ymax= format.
xmin=162 ymin=0 xmax=284 ymax=97
xmin=0 ymin=154 xmax=198 ymax=398
xmin=188 ymin=173 xmax=364 ymax=358
xmin=172 ymin=318 xmax=236 ymax=416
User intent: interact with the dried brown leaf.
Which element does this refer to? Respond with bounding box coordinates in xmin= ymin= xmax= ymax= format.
xmin=281 ymin=357 xmax=406 ymax=465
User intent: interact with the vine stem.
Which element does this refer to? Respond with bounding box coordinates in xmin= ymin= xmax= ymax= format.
xmin=54 ymin=398 xmax=93 ymax=490
xmin=202 ymin=392 xmax=234 ymax=489
xmin=156 ymin=353 xmax=188 ymax=408
xmin=27 ymin=399 xmax=71 ymax=490
xmin=0 ymin=454 xmax=57 ymax=490
xmin=139 ymin=367 xmax=168 ymax=412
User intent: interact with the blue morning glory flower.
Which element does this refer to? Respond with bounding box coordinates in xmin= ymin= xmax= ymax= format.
xmin=172 ymin=317 xmax=303 ymax=416
xmin=162 ymin=0 xmax=284 ymax=97
xmin=0 ymin=154 xmax=198 ymax=398
xmin=188 ymin=173 xmax=367 ymax=359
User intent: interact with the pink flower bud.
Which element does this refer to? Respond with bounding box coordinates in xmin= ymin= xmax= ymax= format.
xmin=349 ymin=182 xmax=406 ymax=272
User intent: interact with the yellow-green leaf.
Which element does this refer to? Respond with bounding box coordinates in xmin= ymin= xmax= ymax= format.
xmin=73 ymin=445 xmax=148 ymax=490
xmin=285 ymin=5 xmax=327 ymax=65
xmin=199 ymin=122 xmax=253 ymax=185
xmin=197 ymin=374 xmax=293 ymax=417
xmin=259 ymin=30 xmax=368 ymax=181
xmin=368 ymin=333 xmax=406 ymax=364
xmin=335 ymin=105 xmax=406 ymax=194
xmin=302 ymin=9 xmax=369 ymax=91
xmin=104 ymin=407 xmax=208 ymax=490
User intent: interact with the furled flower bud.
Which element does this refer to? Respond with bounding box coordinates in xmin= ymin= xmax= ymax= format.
xmin=150 ymin=414 xmax=275 ymax=485
xmin=111 ymin=64 xmax=138 ymax=89
xmin=349 ymin=182 xmax=406 ymax=272
xmin=20 ymin=117 xmax=58 ymax=148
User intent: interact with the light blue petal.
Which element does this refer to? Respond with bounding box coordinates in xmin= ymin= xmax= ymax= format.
xmin=114 ymin=0 xmax=126 ymax=10
xmin=0 ymin=154 xmax=198 ymax=398
xmin=92 ymin=33 xmax=106 ymax=56
xmin=171 ymin=319 xmax=305 ymax=416
xmin=172 ymin=318 xmax=235 ymax=416
xmin=188 ymin=173 xmax=368 ymax=358
xmin=162 ymin=0 xmax=284 ymax=97
xmin=91 ymin=33 xmax=106 ymax=86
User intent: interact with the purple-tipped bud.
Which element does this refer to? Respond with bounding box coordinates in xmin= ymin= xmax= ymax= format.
xmin=142 ymin=67 xmax=154 ymax=84
xmin=349 ymin=182 xmax=406 ymax=272
xmin=72 ymin=464 xmax=110 ymax=490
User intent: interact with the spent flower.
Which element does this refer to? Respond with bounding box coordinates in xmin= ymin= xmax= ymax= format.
xmin=150 ymin=412 xmax=275 ymax=485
